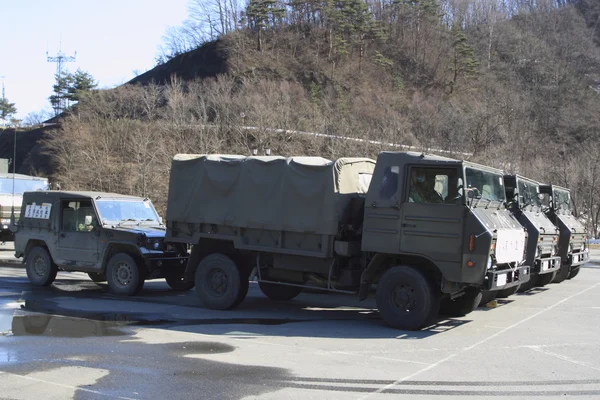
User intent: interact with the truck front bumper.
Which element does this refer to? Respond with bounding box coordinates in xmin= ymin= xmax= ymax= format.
xmin=569 ymin=250 xmax=589 ymax=267
xmin=144 ymin=256 xmax=188 ymax=277
xmin=487 ymin=264 xmax=530 ymax=291
xmin=535 ymin=256 xmax=561 ymax=275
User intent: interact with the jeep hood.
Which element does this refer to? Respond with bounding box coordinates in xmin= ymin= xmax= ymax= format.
xmin=107 ymin=225 xmax=166 ymax=238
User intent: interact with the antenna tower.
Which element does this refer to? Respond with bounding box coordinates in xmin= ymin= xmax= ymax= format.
xmin=47 ymin=40 xmax=76 ymax=116
xmin=1 ymin=76 xmax=5 ymax=99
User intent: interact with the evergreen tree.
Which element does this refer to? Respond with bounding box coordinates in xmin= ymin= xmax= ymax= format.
xmin=245 ymin=0 xmax=285 ymax=51
xmin=0 ymin=97 xmax=17 ymax=122
xmin=448 ymin=24 xmax=478 ymax=94
xmin=49 ymin=69 xmax=97 ymax=116
xmin=67 ymin=69 xmax=98 ymax=102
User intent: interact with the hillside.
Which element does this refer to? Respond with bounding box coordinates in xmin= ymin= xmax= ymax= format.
xmin=17 ymin=0 xmax=600 ymax=230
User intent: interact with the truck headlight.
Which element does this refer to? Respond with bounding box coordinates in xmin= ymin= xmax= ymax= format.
xmin=535 ymin=246 xmax=541 ymax=258
xmin=487 ymin=256 xmax=493 ymax=270
xmin=569 ymin=243 xmax=574 ymax=253
xmin=551 ymin=245 xmax=557 ymax=256
xmin=582 ymin=241 xmax=586 ymax=251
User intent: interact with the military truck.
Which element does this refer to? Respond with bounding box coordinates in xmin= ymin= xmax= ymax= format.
xmin=165 ymin=152 xmax=530 ymax=330
xmin=503 ymin=175 xmax=561 ymax=291
xmin=539 ymin=185 xmax=589 ymax=282
xmin=0 ymin=172 xmax=49 ymax=241
xmin=14 ymin=191 xmax=190 ymax=295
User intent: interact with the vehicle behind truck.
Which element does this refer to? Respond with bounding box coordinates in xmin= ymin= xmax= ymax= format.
xmin=165 ymin=152 xmax=530 ymax=330
xmin=539 ymin=185 xmax=589 ymax=282
xmin=0 ymin=173 xmax=49 ymax=241
xmin=14 ymin=191 xmax=190 ymax=296
xmin=503 ymin=175 xmax=561 ymax=291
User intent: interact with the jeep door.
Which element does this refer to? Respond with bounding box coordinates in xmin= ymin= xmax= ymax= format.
xmin=399 ymin=166 xmax=464 ymax=265
xmin=55 ymin=199 xmax=100 ymax=267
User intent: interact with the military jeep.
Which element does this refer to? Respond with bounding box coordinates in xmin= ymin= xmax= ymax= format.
xmin=14 ymin=191 xmax=191 ymax=296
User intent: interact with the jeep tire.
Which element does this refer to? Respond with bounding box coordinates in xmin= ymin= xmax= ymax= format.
xmin=26 ymin=246 xmax=57 ymax=287
xmin=194 ymin=253 xmax=249 ymax=310
xmin=106 ymin=253 xmax=145 ymax=296
xmin=376 ymin=266 xmax=440 ymax=330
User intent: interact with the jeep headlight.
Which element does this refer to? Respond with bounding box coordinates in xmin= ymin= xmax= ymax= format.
xmin=146 ymin=238 xmax=162 ymax=250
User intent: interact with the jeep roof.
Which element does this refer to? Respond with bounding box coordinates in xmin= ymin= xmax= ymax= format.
xmin=22 ymin=190 xmax=146 ymax=201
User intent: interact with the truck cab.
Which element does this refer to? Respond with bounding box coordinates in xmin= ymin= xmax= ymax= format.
xmin=539 ymin=184 xmax=589 ymax=281
xmin=14 ymin=191 xmax=190 ymax=295
xmin=503 ymin=175 xmax=561 ymax=289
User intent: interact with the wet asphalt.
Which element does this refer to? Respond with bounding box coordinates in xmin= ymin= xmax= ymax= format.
xmin=1 ymin=244 xmax=600 ymax=399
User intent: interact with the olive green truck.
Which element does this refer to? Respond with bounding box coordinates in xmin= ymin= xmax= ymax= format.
xmin=165 ymin=152 xmax=530 ymax=330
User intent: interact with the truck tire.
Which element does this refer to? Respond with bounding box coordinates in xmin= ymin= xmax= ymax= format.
xmin=495 ymin=285 xmax=519 ymax=298
xmin=195 ymin=253 xmax=249 ymax=310
xmin=536 ymin=271 xmax=556 ymax=287
xmin=106 ymin=253 xmax=145 ymax=296
xmin=567 ymin=266 xmax=580 ymax=280
xmin=88 ymin=272 xmax=107 ymax=283
xmin=166 ymin=271 xmax=195 ymax=291
xmin=258 ymin=282 xmax=302 ymax=301
xmin=26 ymin=246 xmax=58 ymax=287
xmin=479 ymin=290 xmax=497 ymax=307
xmin=552 ymin=265 xmax=570 ymax=284
xmin=440 ymin=287 xmax=482 ymax=317
xmin=376 ymin=266 xmax=440 ymax=330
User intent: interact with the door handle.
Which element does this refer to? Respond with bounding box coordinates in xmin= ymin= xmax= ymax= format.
xmin=402 ymin=223 xmax=416 ymax=228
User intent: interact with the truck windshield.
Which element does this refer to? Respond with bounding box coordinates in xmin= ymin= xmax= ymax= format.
xmin=553 ymin=189 xmax=572 ymax=213
xmin=0 ymin=177 xmax=48 ymax=195
xmin=95 ymin=199 xmax=160 ymax=224
xmin=517 ymin=179 xmax=541 ymax=209
xmin=465 ymin=168 xmax=505 ymax=203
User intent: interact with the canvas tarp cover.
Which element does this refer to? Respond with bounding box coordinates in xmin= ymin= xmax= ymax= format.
xmin=166 ymin=154 xmax=376 ymax=235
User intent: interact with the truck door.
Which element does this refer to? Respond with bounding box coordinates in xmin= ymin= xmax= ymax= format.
xmin=56 ymin=200 xmax=100 ymax=267
xmin=362 ymin=165 xmax=403 ymax=253
xmin=400 ymin=166 xmax=464 ymax=263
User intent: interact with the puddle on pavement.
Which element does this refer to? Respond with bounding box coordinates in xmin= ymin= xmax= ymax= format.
xmin=167 ymin=341 xmax=235 ymax=355
xmin=11 ymin=313 xmax=130 ymax=337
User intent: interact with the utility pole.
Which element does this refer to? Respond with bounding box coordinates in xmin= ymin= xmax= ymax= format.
xmin=47 ymin=40 xmax=76 ymax=116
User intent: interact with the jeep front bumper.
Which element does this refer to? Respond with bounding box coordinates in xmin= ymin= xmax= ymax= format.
xmin=535 ymin=256 xmax=561 ymax=275
xmin=487 ymin=264 xmax=531 ymax=291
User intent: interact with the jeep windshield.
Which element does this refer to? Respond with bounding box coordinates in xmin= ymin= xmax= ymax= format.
xmin=465 ymin=167 xmax=506 ymax=207
xmin=518 ymin=179 xmax=541 ymax=210
xmin=0 ymin=177 xmax=48 ymax=195
xmin=95 ymin=199 xmax=160 ymax=225
xmin=553 ymin=188 xmax=572 ymax=214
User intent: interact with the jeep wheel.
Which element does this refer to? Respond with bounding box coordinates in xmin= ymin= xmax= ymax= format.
xmin=106 ymin=253 xmax=145 ymax=296
xmin=195 ymin=253 xmax=248 ymax=310
xmin=567 ymin=266 xmax=580 ymax=280
xmin=166 ymin=271 xmax=195 ymax=291
xmin=88 ymin=272 xmax=107 ymax=283
xmin=536 ymin=271 xmax=556 ymax=287
xmin=552 ymin=265 xmax=570 ymax=284
xmin=259 ymin=282 xmax=302 ymax=301
xmin=26 ymin=246 xmax=58 ymax=286
xmin=376 ymin=266 xmax=440 ymax=330
xmin=440 ymin=287 xmax=482 ymax=317
xmin=495 ymin=285 xmax=519 ymax=298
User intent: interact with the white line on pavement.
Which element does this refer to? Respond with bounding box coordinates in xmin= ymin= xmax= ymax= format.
xmin=358 ymin=281 xmax=600 ymax=399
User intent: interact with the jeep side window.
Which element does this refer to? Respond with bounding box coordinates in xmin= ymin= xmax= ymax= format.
xmin=61 ymin=200 xmax=98 ymax=233
xmin=408 ymin=167 xmax=461 ymax=204
xmin=379 ymin=166 xmax=399 ymax=200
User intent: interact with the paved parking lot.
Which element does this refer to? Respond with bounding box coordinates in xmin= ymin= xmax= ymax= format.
xmin=1 ymin=245 xmax=599 ymax=399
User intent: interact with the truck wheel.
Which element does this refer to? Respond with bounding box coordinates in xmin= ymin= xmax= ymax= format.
xmin=106 ymin=253 xmax=145 ymax=296
xmin=258 ymin=282 xmax=302 ymax=301
xmin=536 ymin=271 xmax=556 ymax=287
xmin=88 ymin=272 xmax=107 ymax=283
xmin=479 ymin=290 xmax=496 ymax=307
xmin=567 ymin=267 xmax=580 ymax=280
xmin=552 ymin=265 xmax=570 ymax=284
xmin=439 ymin=287 xmax=482 ymax=317
xmin=195 ymin=253 xmax=249 ymax=310
xmin=376 ymin=266 xmax=440 ymax=330
xmin=25 ymin=246 xmax=58 ymax=287
xmin=166 ymin=272 xmax=195 ymax=291
xmin=495 ymin=285 xmax=519 ymax=298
